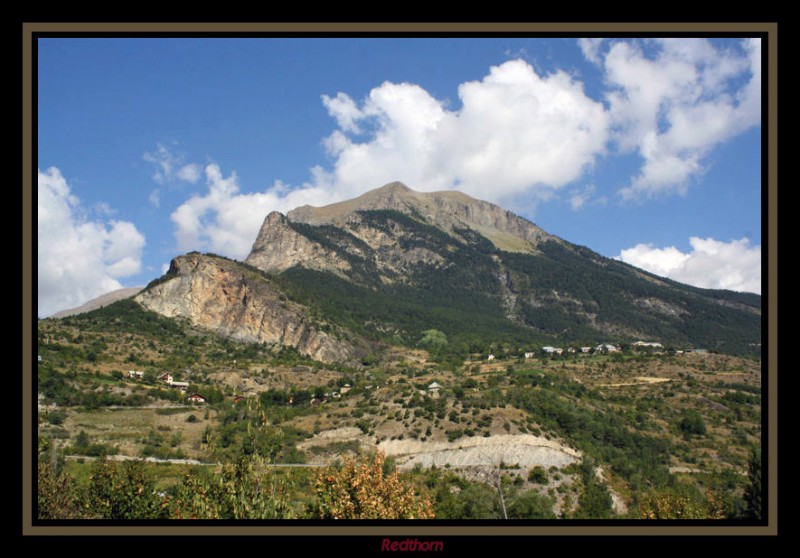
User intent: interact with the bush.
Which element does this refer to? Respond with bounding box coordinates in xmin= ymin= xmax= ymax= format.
xmin=186 ymin=414 xmax=198 ymax=423
xmin=37 ymin=460 xmax=82 ymax=519
xmin=507 ymin=490 xmax=556 ymax=519
xmin=575 ymin=479 xmax=613 ymax=519
xmin=446 ymin=429 xmax=464 ymax=442
xmin=744 ymin=446 xmax=761 ymax=519
xmin=172 ymin=454 xmax=296 ymax=519
xmin=309 ymin=452 xmax=434 ymax=519
xmin=86 ymin=459 xmax=169 ymax=519
xmin=45 ymin=410 xmax=67 ymax=425
xmin=638 ymin=485 xmax=725 ymax=519
xmin=679 ymin=411 xmax=707 ymax=436
xmin=528 ymin=466 xmax=548 ymax=484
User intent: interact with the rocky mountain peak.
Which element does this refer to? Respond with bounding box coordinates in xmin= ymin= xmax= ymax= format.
xmin=282 ymin=181 xmax=554 ymax=255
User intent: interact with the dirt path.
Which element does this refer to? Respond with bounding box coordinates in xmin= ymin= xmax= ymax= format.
xmin=64 ymin=454 xmax=323 ymax=468
xmin=64 ymin=454 xmax=212 ymax=466
xmin=602 ymin=376 xmax=671 ymax=387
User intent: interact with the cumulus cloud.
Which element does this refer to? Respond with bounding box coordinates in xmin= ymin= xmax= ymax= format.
xmin=170 ymin=59 xmax=610 ymax=258
xmin=143 ymin=142 xmax=202 ymax=186
xmin=584 ymin=38 xmax=761 ymax=199
xmin=316 ymin=60 xmax=609 ymax=201
xmin=38 ymin=167 xmax=146 ymax=317
xmin=616 ymin=236 xmax=761 ymax=294
xmin=169 ymin=46 xmax=760 ymax=260
xmin=170 ymin=164 xmax=342 ymax=259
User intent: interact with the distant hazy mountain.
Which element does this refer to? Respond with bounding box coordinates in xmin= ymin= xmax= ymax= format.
xmin=50 ymin=287 xmax=145 ymax=319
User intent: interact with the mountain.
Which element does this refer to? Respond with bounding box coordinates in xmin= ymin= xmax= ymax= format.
xmin=136 ymin=182 xmax=761 ymax=362
xmin=135 ymin=253 xmax=370 ymax=364
xmin=50 ymin=286 xmax=145 ymax=319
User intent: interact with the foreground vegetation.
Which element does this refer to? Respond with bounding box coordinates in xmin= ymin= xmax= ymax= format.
xmin=36 ymin=300 xmax=762 ymax=520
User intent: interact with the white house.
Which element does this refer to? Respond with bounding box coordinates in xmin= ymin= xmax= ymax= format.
xmin=542 ymin=346 xmax=563 ymax=355
xmin=487 ymin=354 xmax=495 ymax=361
xmin=170 ymin=381 xmax=190 ymax=391
xmin=158 ymin=372 xmax=173 ymax=384
xmin=524 ymin=352 xmax=535 ymax=359
xmin=427 ymin=382 xmax=442 ymax=394
xmin=127 ymin=370 xmax=144 ymax=379
xmin=187 ymin=393 xmax=206 ymax=404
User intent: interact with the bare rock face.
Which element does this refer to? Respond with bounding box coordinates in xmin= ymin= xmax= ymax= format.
xmin=245 ymin=211 xmax=352 ymax=276
xmin=135 ymin=253 xmax=364 ymax=364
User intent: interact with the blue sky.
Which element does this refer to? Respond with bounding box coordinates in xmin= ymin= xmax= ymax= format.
xmin=37 ymin=37 xmax=762 ymax=317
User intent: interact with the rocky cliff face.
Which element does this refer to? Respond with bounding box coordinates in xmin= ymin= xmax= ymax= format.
xmin=135 ymin=253 xmax=365 ymax=364
xmin=245 ymin=182 xmax=556 ymax=282
xmin=246 ymin=211 xmax=352 ymax=277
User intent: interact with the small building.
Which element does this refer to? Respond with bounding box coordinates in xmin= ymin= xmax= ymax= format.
xmin=524 ymin=352 xmax=535 ymax=359
xmin=594 ymin=344 xmax=619 ymax=354
xmin=187 ymin=393 xmax=206 ymax=404
xmin=170 ymin=381 xmax=190 ymax=391
xmin=487 ymin=354 xmax=495 ymax=361
xmin=158 ymin=372 xmax=174 ymax=384
xmin=127 ymin=370 xmax=144 ymax=379
xmin=633 ymin=341 xmax=663 ymax=349
xmin=580 ymin=347 xmax=592 ymax=354
xmin=542 ymin=346 xmax=563 ymax=355
xmin=427 ymin=382 xmax=442 ymax=394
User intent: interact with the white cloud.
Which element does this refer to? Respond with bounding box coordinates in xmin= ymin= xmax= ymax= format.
xmin=617 ymin=236 xmax=761 ymax=294
xmin=578 ymin=38 xmax=607 ymax=65
xmin=176 ymin=163 xmax=202 ymax=183
xmin=38 ymin=167 xmax=146 ymax=317
xmin=143 ymin=143 xmax=201 ymax=185
xmin=314 ymin=59 xmax=609 ymax=202
xmin=170 ymin=163 xmax=342 ymax=259
xmin=93 ymin=201 xmax=115 ymax=216
xmin=569 ymin=184 xmax=601 ymax=211
xmin=321 ymin=92 xmax=364 ymax=134
xmin=585 ymin=38 xmax=761 ymax=199
xmin=170 ymin=59 xmax=609 ymax=259
xmin=149 ymin=189 xmax=161 ymax=208
xmin=168 ymin=46 xmax=759 ymax=260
